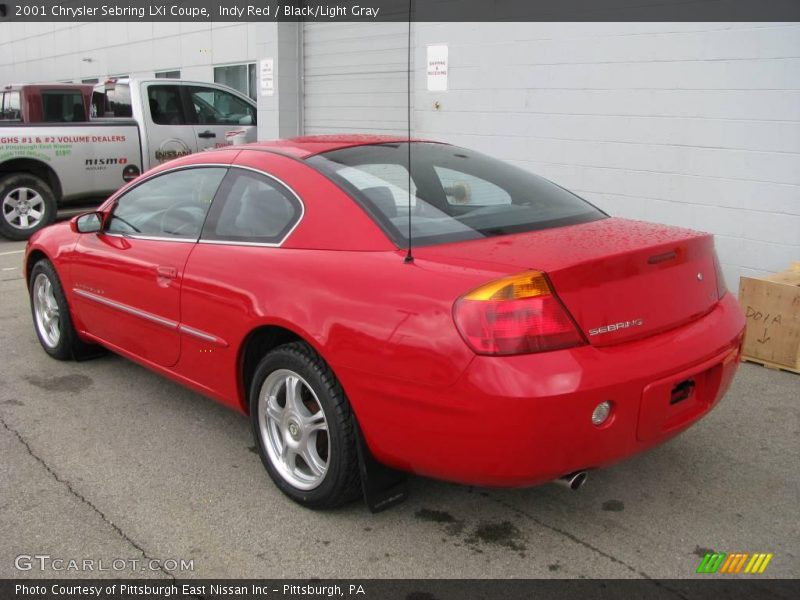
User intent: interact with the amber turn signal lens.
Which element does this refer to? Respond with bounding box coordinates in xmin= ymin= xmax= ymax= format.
xmin=462 ymin=270 xmax=552 ymax=301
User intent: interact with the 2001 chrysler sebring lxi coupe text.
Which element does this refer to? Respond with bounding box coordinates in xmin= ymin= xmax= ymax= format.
xmin=24 ymin=136 xmax=745 ymax=508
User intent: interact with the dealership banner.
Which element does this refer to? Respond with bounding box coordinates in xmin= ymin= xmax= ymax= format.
xmin=1 ymin=0 xmax=800 ymax=22
xmin=2 ymin=579 xmax=800 ymax=600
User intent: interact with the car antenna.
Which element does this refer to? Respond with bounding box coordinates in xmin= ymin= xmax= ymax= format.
xmin=404 ymin=0 xmax=415 ymax=264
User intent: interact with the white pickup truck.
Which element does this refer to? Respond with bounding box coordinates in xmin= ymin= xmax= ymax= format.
xmin=0 ymin=78 xmax=257 ymax=239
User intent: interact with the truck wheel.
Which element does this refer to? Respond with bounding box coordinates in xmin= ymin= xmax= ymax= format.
xmin=0 ymin=174 xmax=57 ymax=240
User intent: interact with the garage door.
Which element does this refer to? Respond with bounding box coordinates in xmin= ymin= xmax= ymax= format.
xmin=303 ymin=22 xmax=410 ymax=135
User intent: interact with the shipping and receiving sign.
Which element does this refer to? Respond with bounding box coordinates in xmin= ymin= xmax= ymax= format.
xmin=427 ymin=44 xmax=448 ymax=91
xmin=260 ymin=58 xmax=274 ymax=97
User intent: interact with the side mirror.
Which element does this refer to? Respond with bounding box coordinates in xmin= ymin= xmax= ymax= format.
xmin=72 ymin=212 xmax=103 ymax=234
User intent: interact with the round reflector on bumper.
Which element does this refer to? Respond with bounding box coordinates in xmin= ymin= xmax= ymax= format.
xmin=592 ymin=401 xmax=612 ymax=426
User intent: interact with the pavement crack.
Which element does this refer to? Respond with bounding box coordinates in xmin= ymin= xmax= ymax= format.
xmin=487 ymin=494 xmax=690 ymax=599
xmin=0 ymin=413 xmax=174 ymax=579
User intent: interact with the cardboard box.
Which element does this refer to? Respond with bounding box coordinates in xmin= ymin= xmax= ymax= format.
xmin=738 ymin=263 xmax=800 ymax=374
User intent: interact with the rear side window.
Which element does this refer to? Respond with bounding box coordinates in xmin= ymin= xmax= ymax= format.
xmin=106 ymin=86 xmax=133 ymax=117
xmin=202 ymin=169 xmax=302 ymax=245
xmin=42 ymin=91 xmax=86 ymax=122
xmin=0 ymin=92 xmax=21 ymax=121
xmin=308 ymin=143 xmax=606 ymax=247
xmin=147 ymin=85 xmax=186 ymax=125
xmin=92 ymin=85 xmax=133 ymax=118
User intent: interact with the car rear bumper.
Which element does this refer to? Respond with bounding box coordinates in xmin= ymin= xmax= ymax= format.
xmin=343 ymin=293 xmax=745 ymax=487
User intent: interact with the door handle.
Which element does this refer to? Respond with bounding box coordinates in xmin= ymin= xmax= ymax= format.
xmin=156 ymin=266 xmax=178 ymax=279
xmin=198 ymin=130 xmax=216 ymax=139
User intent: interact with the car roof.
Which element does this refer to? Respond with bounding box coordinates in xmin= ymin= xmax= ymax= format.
xmin=230 ymin=135 xmax=443 ymax=159
xmin=145 ymin=136 xmax=448 ymax=175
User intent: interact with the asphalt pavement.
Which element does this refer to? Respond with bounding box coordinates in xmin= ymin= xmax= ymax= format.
xmin=0 ymin=236 xmax=798 ymax=580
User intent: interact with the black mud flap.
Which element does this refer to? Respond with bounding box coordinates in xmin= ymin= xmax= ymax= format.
xmin=355 ymin=424 xmax=408 ymax=513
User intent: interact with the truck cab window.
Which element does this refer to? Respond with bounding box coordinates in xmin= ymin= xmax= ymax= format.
xmin=0 ymin=92 xmax=21 ymax=121
xmin=106 ymin=86 xmax=133 ymax=118
xmin=91 ymin=86 xmax=132 ymax=118
xmin=42 ymin=91 xmax=86 ymax=122
xmin=148 ymin=85 xmax=186 ymax=126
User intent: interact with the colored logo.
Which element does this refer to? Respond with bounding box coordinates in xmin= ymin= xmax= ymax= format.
xmin=85 ymin=157 xmax=128 ymax=166
xmin=154 ymin=138 xmax=191 ymax=163
xmin=696 ymin=552 xmax=773 ymax=574
xmin=122 ymin=164 xmax=140 ymax=182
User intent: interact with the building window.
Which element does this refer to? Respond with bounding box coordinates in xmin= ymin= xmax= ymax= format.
xmin=214 ymin=63 xmax=257 ymax=101
xmin=155 ymin=70 xmax=181 ymax=79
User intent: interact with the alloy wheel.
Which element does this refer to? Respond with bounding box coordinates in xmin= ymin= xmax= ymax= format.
xmin=258 ymin=369 xmax=330 ymax=490
xmin=32 ymin=273 xmax=61 ymax=348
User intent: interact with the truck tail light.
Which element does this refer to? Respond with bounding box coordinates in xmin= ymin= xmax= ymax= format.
xmin=453 ymin=270 xmax=585 ymax=356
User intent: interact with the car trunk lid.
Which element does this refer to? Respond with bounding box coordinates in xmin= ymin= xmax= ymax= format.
xmin=413 ymin=217 xmax=721 ymax=346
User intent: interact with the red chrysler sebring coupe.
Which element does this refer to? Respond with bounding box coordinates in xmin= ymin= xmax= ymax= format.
xmin=25 ymin=136 xmax=745 ymax=509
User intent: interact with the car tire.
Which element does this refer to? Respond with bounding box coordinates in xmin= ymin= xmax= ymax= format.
xmin=0 ymin=173 xmax=58 ymax=241
xmin=250 ymin=341 xmax=362 ymax=509
xmin=29 ymin=259 xmax=100 ymax=361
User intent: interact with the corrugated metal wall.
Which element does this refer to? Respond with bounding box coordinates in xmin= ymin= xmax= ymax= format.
xmin=302 ymin=22 xmax=410 ymax=135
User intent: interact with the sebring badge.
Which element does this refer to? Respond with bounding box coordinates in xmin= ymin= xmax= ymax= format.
xmin=589 ymin=319 xmax=644 ymax=337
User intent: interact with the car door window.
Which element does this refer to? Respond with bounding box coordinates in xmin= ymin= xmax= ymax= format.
xmin=147 ymin=85 xmax=186 ymax=125
xmin=202 ymin=169 xmax=301 ymax=244
xmin=187 ymin=86 xmax=256 ymax=126
xmin=106 ymin=168 xmax=227 ymax=240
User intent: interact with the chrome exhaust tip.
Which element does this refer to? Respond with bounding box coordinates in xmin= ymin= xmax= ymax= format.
xmin=556 ymin=470 xmax=588 ymax=491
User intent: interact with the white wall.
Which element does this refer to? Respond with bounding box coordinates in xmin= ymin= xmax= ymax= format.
xmin=413 ymin=22 xmax=800 ymax=289
xmin=254 ymin=22 xmax=301 ymax=140
xmin=0 ymin=21 xmax=261 ymax=84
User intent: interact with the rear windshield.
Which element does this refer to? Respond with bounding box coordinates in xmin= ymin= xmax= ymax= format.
xmin=42 ymin=90 xmax=86 ymax=122
xmin=307 ymin=142 xmax=605 ymax=247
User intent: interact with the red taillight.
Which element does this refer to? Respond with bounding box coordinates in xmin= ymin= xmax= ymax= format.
xmin=453 ymin=271 xmax=585 ymax=355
